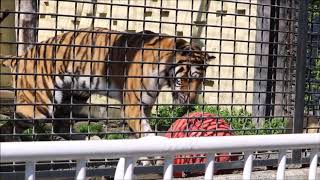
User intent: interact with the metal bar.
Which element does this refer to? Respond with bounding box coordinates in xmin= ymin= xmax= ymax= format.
xmin=123 ymin=157 xmax=135 ymax=180
xmin=293 ymin=0 xmax=310 ymax=163
xmin=243 ymin=151 xmax=253 ymax=180
xmin=0 ymin=157 xmax=315 ymax=179
xmin=308 ymin=149 xmax=319 ymax=180
xmin=25 ymin=161 xmax=35 ymax=180
xmin=75 ymin=160 xmax=86 ymax=180
xmin=0 ymin=26 xmax=298 ymax=43
xmin=1 ymin=134 xmax=320 ymax=163
xmin=163 ymin=156 xmax=173 ymax=180
xmin=204 ymin=154 xmax=215 ymax=180
xmin=114 ymin=157 xmax=126 ymax=180
xmin=276 ymin=150 xmax=287 ymax=180
xmin=0 ymin=4 xmax=298 ymax=21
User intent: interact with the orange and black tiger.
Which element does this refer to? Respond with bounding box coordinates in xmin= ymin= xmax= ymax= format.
xmin=0 ymin=27 xmax=215 ymax=142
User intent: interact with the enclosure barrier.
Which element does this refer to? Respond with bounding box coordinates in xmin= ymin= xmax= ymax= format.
xmin=1 ymin=133 xmax=319 ymax=180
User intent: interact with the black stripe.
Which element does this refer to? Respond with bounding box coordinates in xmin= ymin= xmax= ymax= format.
xmin=56 ymin=32 xmax=71 ymax=52
xmin=81 ymin=81 xmax=87 ymax=89
xmin=175 ymin=66 xmax=184 ymax=76
xmin=95 ymin=77 xmax=100 ymax=90
xmin=141 ymin=82 xmax=158 ymax=98
xmin=63 ymin=32 xmax=77 ymax=62
xmin=132 ymin=91 xmax=141 ymax=102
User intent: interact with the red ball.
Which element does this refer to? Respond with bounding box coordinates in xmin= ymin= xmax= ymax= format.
xmin=165 ymin=112 xmax=237 ymax=177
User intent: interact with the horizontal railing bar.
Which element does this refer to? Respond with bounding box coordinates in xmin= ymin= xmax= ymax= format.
xmin=1 ymin=134 xmax=319 ymax=163
xmin=1 ymin=158 xmax=316 ymax=179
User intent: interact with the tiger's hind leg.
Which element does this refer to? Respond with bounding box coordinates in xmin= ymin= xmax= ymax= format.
xmin=0 ymin=101 xmax=67 ymax=142
xmin=0 ymin=112 xmax=41 ymax=142
xmin=53 ymin=93 xmax=90 ymax=140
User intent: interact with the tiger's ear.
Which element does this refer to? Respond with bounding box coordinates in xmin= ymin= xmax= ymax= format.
xmin=208 ymin=53 xmax=216 ymax=60
xmin=205 ymin=53 xmax=216 ymax=63
xmin=200 ymin=46 xmax=216 ymax=62
xmin=175 ymin=38 xmax=188 ymax=50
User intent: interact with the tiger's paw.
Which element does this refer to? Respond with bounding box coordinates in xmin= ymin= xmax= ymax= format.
xmin=155 ymin=156 xmax=164 ymax=166
xmin=139 ymin=157 xmax=153 ymax=166
xmin=139 ymin=156 xmax=164 ymax=166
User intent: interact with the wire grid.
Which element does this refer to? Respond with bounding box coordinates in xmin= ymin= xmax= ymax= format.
xmin=0 ymin=0 xmax=316 ymax=178
xmin=305 ymin=0 xmax=320 ymax=134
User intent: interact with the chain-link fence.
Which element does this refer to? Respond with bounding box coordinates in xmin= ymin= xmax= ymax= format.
xmin=0 ymin=0 xmax=318 ymax=178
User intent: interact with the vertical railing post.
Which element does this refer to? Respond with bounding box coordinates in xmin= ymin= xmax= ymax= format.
xmin=204 ymin=154 xmax=215 ymax=180
xmin=123 ymin=157 xmax=135 ymax=180
xmin=25 ymin=161 xmax=35 ymax=180
xmin=163 ymin=156 xmax=173 ymax=180
xmin=293 ymin=0 xmax=309 ymax=163
xmin=75 ymin=160 xmax=86 ymax=180
xmin=115 ymin=157 xmax=126 ymax=180
xmin=276 ymin=150 xmax=287 ymax=180
xmin=308 ymin=149 xmax=318 ymax=180
xmin=243 ymin=151 xmax=253 ymax=180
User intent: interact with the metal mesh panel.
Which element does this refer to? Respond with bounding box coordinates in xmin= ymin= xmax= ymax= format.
xmin=0 ymin=0 xmax=317 ymax=178
xmin=305 ymin=0 xmax=320 ymax=133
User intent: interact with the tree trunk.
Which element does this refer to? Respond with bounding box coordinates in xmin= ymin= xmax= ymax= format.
xmin=15 ymin=0 xmax=37 ymax=55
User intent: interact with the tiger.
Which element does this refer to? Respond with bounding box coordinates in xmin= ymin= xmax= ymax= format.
xmin=0 ymin=27 xmax=215 ymax=142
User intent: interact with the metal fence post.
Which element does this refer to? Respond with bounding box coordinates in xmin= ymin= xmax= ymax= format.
xmin=293 ymin=0 xmax=309 ymax=163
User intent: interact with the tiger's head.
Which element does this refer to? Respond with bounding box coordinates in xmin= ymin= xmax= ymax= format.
xmin=169 ymin=39 xmax=215 ymax=105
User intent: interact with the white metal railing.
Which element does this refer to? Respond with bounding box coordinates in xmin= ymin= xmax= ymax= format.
xmin=0 ymin=133 xmax=319 ymax=180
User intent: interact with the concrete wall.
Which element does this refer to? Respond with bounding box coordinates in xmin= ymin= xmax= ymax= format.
xmin=0 ymin=0 xmax=15 ymax=87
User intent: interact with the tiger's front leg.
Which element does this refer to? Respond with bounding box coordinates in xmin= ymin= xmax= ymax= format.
xmin=123 ymin=101 xmax=165 ymax=166
xmin=123 ymin=104 xmax=154 ymax=138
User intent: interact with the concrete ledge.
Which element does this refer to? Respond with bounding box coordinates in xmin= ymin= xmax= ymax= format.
xmin=0 ymin=90 xmax=14 ymax=100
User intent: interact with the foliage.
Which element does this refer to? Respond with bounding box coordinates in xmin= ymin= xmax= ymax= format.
xmin=149 ymin=105 xmax=288 ymax=135
xmin=77 ymin=122 xmax=104 ymax=134
xmin=314 ymin=58 xmax=320 ymax=79
xmin=309 ymin=0 xmax=320 ymax=19
xmin=311 ymin=0 xmax=320 ymax=6
xmin=306 ymin=0 xmax=320 ymax=107
xmin=104 ymin=133 xmax=129 ymax=140
xmin=261 ymin=118 xmax=288 ymax=135
xmin=22 ymin=123 xmax=50 ymax=140
xmin=77 ymin=123 xmax=130 ymax=140
xmin=149 ymin=105 xmax=192 ymax=129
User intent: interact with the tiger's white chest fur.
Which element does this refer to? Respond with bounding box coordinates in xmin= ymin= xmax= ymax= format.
xmin=72 ymin=67 xmax=167 ymax=104
xmin=54 ymin=74 xmax=122 ymax=103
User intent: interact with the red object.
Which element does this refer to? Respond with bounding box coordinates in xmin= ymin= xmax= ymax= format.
xmin=165 ymin=112 xmax=237 ymax=178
